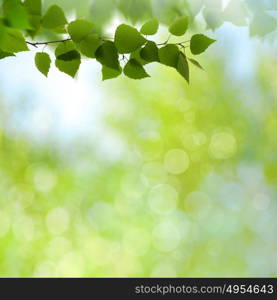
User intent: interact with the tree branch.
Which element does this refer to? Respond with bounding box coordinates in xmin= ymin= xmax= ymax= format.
xmin=26 ymin=38 xmax=72 ymax=48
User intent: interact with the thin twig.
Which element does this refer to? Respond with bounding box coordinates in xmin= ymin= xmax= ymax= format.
xmin=26 ymin=38 xmax=72 ymax=48
xmin=26 ymin=37 xmax=190 ymax=50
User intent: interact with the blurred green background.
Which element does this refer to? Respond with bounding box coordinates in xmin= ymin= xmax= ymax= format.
xmin=0 ymin=0 xmax=276 ymax=277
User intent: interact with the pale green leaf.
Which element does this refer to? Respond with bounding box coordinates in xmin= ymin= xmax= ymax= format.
xmin=35 ymin=52 xmax=51 ymax=77
xmin=169 ymin=17 xmax=189 ymax=36
xmin=140 ymin=19 xmax=159 ymax=35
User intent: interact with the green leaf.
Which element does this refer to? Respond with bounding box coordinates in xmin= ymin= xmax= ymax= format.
xmin=190 ymin=34 xmax=216 ymax=55
xmin=140 ymin=19 xmax=159 ymax=35
xmin=42 ymin=5 xmax=67 ymax=29
xmin=26 ymin=14 xmax=41 ymax=36
xmin=123 ymin=59 xmax=150 ymax=79
xmin=188 ymin=58 xmax=204 ymax=70
xmin=57 ymin=50 xmax=81 ymax=61
xmin=55 ymin=41 xmax=76 ymax=57
xmin=102 ymin=65 xmax=122 ymax=81
xmin=35 ymin=52 xmax=51 ymax=77
xmin=0 ymin=27 xmax=29 ymax=53
xmin=23 ymin=0 xmax=42 ymax=36
xmin=114 ymin=24 xmax=146 ymax=54
xmin=23 ymin=0 xmax=41 ymax=15
xmin=95 ymin=41 xmax=120 ymax=71
xmin=140 ymin=41 xmax=159 ymax=62
xmin=68 ymin=19 xmax=94 ymax=42
xmin=55 ymin=59 xmax=81 ymax=78
xmin=130 ymin=48 xmax=148 ymax=65
xmin=55 ymin=41 xmax=81 ymax=78
xmin=3 ymin=0 xmax=30 ymax=29
xmin=158 ymin=44 xmax=179 ymax=68
xmin=0 ymin=50 xmax=15 ymax=59
xmin=169 ymin=16 xmax=189 ymax=36
xmin=203 ymin=7 xmax=223 ymax=30
xmin=177 ymin=52 xmax=189 ymax=83
xmin=250 ymin=12 xmax=277 ymax=37
xmin=78 ymin=34 xmax=102 ymax=58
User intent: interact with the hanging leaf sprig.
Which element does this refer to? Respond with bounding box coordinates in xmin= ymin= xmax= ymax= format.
xmin=0 ymin=0 xmax=216 ymax=82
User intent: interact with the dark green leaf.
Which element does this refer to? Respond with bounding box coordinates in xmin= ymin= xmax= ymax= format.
xmin=42 ymin=5 xmax=67 ymax=29
xmin=55 ymin=59 xmax=81 ymax=78
xmin=102 ymin=65 xmax=122 ymax=81
xmin=55 ymin=41 xmax=81 ymax=78
xmin=188 ymin=58 xmax=204 ymax=70
xmin=114 ymin=24 xmax=146 ymax=54
xmin=95 ymin=41 xmax=120 ymax=71
xmin=57 ymin=50 xmax=81 ymax=61
xmin=190 ymin=34 xmax=216 ymax=55
xmin=169 ymin=17 xmax=189 ymax=36
xmin=140 ymin=19 xmax=159 ymax=35
xmin=140 ymin=41 xmax=159 ymax=62
xmin=0 ymin=50 xmax=15 ymax=59
xmin=78 ymin=34 xmax=102 ymax=58
xmin=35 ymin=52 xmax=51 ymax=77
xmin=68 ymin=19 xmax=94 ymax=42
xmin=123 ymin=59 xmax=150 ymax=79
xmin=130 ymin=48 xmax=148 ymax=65
xmin=177 ymin=52 xmax=189 ymax=83
xmin=158 ymin=44 xmax=179 ymax=67
xmin=55 ymin=41 xmax=76 ymax=57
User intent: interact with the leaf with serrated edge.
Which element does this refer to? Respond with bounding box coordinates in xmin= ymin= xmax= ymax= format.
xmin=115 ymin=24 xmax=146 ymax=53
xmin=177 ymin=52 xmax=189 ymax=83
xmin=102 ymin=65 xmax=122 ymax=81
xmin=190 ymin=34 xmax=216 ymax=55
xmin=188 ymin=58 xmax=204 ymax=70
xmin=124 ymin=59 xmax=150 ymax=79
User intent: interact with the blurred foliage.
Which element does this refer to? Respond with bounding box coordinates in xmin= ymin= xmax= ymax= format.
xmin=28 ymin=0 xmax=277 ymax=36
xmin=0 ymin=52 xmax=276 ymax=276
xmin=0 ymin=0 xmax=276 ymax=278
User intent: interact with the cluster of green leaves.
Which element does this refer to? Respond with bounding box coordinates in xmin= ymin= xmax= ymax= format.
xmin=0 ymin=0 xmax=216 ymax=81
